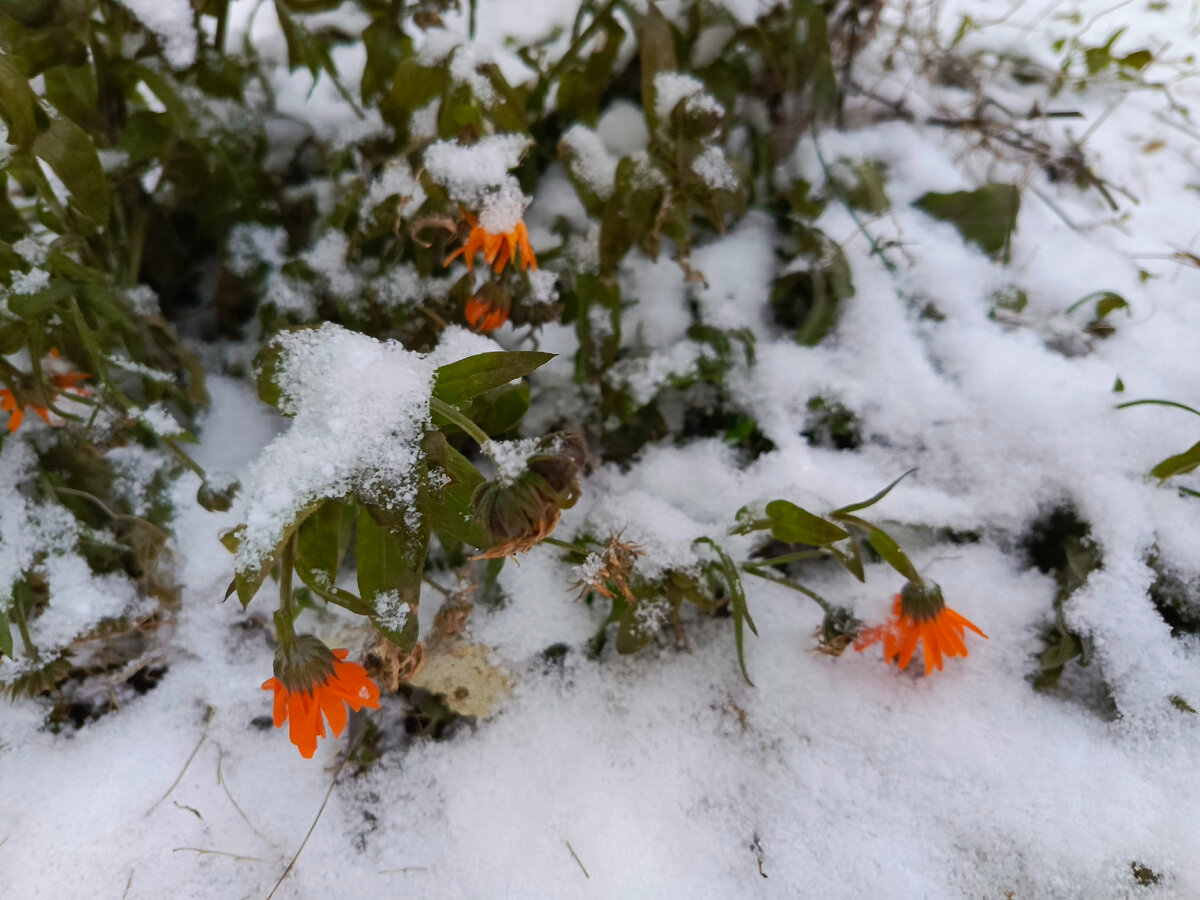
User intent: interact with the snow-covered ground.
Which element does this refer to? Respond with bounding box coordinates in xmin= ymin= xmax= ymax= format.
xmin=5 ymin=0 xmax=1200 ymax=897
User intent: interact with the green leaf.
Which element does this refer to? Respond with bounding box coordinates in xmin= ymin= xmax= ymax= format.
xmin=829 ymin=541 xmax=865 ymax=582
xmin=297 ymin=497 xmax=354 ymax=584
xmin=357 ymin=503 xmax=426 ymax=649
xmin=1095 ymin=294 xmax=1129 ymax=318
xmin=117 ymin=111 xmax=173 ymax=167
xmin=914 ymin=184 xmax=1020 ymax=260
xmin=32 ymin=113 xmax=111 ymax=231
xmin=221 ymin=525 xmax=278 ymax=609
xmin=383 ymin=56 xmax=443 ymax=131
xmin=275 ymin=1 xmax=336 ymax=81
xmin=599 ymin=156 xmax=666 ymax=275
xmin=1150 ymin=441 xmax=1200 ymax=482
xmin=845 ymin=160 xmax=889 ymax=214
xmin=0 ymin=53 xmax=38 ymax=149
xmin=0 ymin=601 xmax=12 ymax=659
xmin=432 ymin=351 xmax=554 ymax=404
xmin=639 ymin=2 xmax=677 ymax=134
xmin=423 ymin=435 xmax=488 ymax=549
xmin=467 ymin=382 xmax=531 ymax=437
xmin=697 ymin=537 xmax=757 ymax=686
xmin=615 ymin=601 xmax=662 ymax=654
xmin=361 ymin=18 xmax=412 ymax=104
xmin=1118 ymin=49 xmax=1152 ymax=70
xmin=764 ymin=499 xmax=850 ymax=545
xmin=831 ymin=468 xmax=917 ymax=516
xmin=864 ymin=526 xmax=921 ymax=583
xmin=1117 ymin=398 xmax=1200 ymax=418
xmin=1040 ymin=630 xmax=1082 ymax=671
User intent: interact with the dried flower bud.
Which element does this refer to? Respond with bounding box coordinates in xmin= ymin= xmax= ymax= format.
xmin=472 ymin=432 xmax=588 ymax=560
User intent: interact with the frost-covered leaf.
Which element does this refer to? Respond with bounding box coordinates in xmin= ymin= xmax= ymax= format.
xmin=357 ymin=504 xmax=424 ymax=650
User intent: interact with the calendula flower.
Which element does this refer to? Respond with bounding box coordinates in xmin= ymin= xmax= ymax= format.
xmin=465 ymin=283 xmax=512 ymax=333
xmin=0 ymin=353 xmax=91 ymax=432
xmin=261 ymin=635 xmax=381 ymax=758
xmin=444 ymin=209 xmax=537 ymax=275
xmin=854 ymin=581 xmax=987 ymax=676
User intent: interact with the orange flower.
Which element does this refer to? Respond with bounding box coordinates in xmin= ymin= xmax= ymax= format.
xmin=0 ymin=357 xmax=91 ymax=433
xmin=465 ymin=283 xmax=512 ymax=332
xmin=261 ymin=636 xmax=381 ymax=758
xmin=444 ymin=209 xmax=537 ymax=274
xmin=854 ymin=582 xmax=987 ymax=676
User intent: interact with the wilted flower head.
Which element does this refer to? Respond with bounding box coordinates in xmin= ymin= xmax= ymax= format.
xmin=261 ymin=635 xmax=380 ymax=758
xmin=472 ymin=432 xmax=588 ymax=560
xmin=465 ymin=282 xmax=512 ymax=333
xmin=854 ymin=580 xmax=987 ymax=676
xmin=570 ymin=533 xmax=645 ymax=603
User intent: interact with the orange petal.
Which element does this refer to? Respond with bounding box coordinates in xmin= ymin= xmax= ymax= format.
xmin=896 ymin=623 xmax=920 ymax=670
xmin=945 ymin=608 xmax=988 ymax=639
xmin=33 ymin=405 xmax=51 ymax=425
xmin=922 ymin=621 xmax=942 ymax=676
xmin=938 ymin=615 xmax=968 ymax=658
xmin=262 ymin=678 xmax=289 ymax=727
xmin=7 ymin=407 xmax=24 ymax=432
xmin=318 ymin=687 xmax=348 ymax=738
xmin=287 ymin=692 xmax=321 ymax=759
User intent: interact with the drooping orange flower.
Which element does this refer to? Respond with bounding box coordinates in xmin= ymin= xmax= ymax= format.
xmin=854 ymin=582 xmax=987 ymax=676
xmin=465 ymin=286 xmax=511 ymax=332
xmin=0 ymin=355 xmax=91 ymax=432
xmin=261 ymin=636 xmax=381 ymax=758
xmin=444 ymin=209 xmax=537 ymax=275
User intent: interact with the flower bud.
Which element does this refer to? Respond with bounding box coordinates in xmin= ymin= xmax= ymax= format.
xmin=472 ymin=432 xmax=588 ymax=559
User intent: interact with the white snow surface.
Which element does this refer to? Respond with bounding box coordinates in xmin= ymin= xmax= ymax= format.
xmin=5 ymin=1 xmax=1200 ymax=898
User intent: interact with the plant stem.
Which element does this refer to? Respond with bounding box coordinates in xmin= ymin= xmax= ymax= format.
xmin=543 ymin=536 xmax=594 ymax=556
xmin=429 ymin=396 xmax=493 ymax=451
xmin=275 ymin=533 xmax=297 ymax=657
xmin=742 ymin=564 xmax=833 ymax=613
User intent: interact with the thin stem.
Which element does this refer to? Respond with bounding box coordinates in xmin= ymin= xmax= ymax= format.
xmin=810 ymin=126 xmax=898 ymax=275
xmin=266 ymin=729 xmax=362 ymax=899
xmin=750 ymin=549 xmax=827 ymax=567
xmin=429 ymin=396 xmax=493 ymax=450
xmin=47 ymin=484 xmax=168 ymax=538
xmin=742 ymin=564 xmax=833 ymax=614
xmin=543 ymin=536 xmax=595 ymax=556
xmin=275 ymin=533 xmax=297 ymax=656
xmin=421 ymin=574 xmax=450 ymax=596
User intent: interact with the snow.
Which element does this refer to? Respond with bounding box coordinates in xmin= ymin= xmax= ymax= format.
xmin=477 ymin=178 xmax=530 ymax=234
xmin=117 ymin=0 xmax=197 ymax=69
xmin=560 ymin=124 xmax=618 ymax=199
xmin=6 ymin=0 xmax=1200 ymax=897
xmin=691 ymin=145 xmax=739 ymax=192
xmin=234 ymin=323 xmax=434 ymax=574
xmin=423 ymin=134 xmax=532 ymax=205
